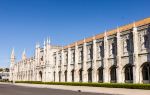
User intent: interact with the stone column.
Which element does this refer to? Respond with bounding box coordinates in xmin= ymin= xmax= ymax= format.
xmin=45 ymin=68 xmax=48 ymax=82
xmin=92 ymin=36 xmax=97 ymax=82
xmin=83 ymin=39 xmax=87 ymax=82
xmin=103 ymin=32 xmax=109 ymax=83
xmin=43 ymin=68 xmax=46 ymax=82
xmin=45 ymin=44 xmax=49 ymax=82
xmin=42 ymin=69 xmax=45 ymax=82
xmin=35 ymin=70 xmax=38 ymax=81
xmin=116 ymin=28 xmax=122 ymax=83
xmin=55 ymin=52 xmax=59 ymax=82
xmin=32 ymin=67 xmax=34 ymax=81
xmin=26 ymin=64 xmax=29 ymax=81
xmin=61 ymin=49 xmax=65 ymax=82
xmin=35 ymin=69 xmax=39 ymax=81
xmin=133 ymin=23 xmax=140 ymax=83
xmin=67 ymin=47 xmax=71 ymax=82
xmin=75 ymin=42 xmax=79 ymax=82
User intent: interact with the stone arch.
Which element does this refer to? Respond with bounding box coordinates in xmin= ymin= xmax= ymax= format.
xmin=64 ymin=70 xmax=67 ymax=82
xmin=53 ymin=71 xmax=56 ymax=82
xmin=123 ymin=64 xmax=133 ymax=83
xmin=97 ymin=67 xmax=103 ymax=83
xmin=141 ymin=62 xmax=150 ymax=83
xmin=79 ymin=69 xmax=83 ymax=82
xmin=71 ymin=69 xmax=74 ymax=82
xmin=31 ymin=70 xmax=33 ymax=80
xmin=58 ymin=71 xmax=61 ymax=82
xmin=87 ymin=68 xmax=92 ymax=82
xmin=110 ymin=65 xmax=117 ymax=83
xmin=39 ymin=71 xmax=42 ymax=81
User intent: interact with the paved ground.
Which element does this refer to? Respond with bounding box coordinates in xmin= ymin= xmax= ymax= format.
xmin=1 ymin=83 xmax=150 ymax=95
xmin=0 ymin=83 xmax=112 ymax=95
xmin=14 ymin=83 xmax=150 ymax=95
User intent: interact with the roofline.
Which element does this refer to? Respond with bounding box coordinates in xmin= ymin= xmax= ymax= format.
xmin=62 ymin=17 xmax=150 ymax=49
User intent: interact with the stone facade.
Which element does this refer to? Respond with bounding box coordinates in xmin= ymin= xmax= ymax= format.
xmin=10 ymin=17 xmax=150 ymax=83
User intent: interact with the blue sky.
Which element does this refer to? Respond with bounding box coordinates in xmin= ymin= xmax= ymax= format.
xmin=0 ymin=0 xmax=150 ymax=67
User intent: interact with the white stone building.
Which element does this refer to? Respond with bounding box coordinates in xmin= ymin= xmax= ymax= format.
xmin=10 ymin=17 xmax=150 ymax=83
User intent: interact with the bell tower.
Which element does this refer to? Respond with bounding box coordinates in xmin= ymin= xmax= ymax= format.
xmin=9 ymin=48 xmax=16 ymax=81
xmin=10 ymin=48 xmax=15 ymax=66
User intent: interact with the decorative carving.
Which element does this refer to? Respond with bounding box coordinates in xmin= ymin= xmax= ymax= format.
xmin=96 ymin=41 xmax=104 ymax=60
xmin=78 ymin=47 xmax=83 ymax=63
xmin=71 ymin=50 xmax=75 ymax=64
xmin=138 ymin=29 xmax=149 ymax=50
xmin=87 ymin=45 xmax=93 ymax=61
xmin=64 ymin=52 xmax=68 ymax=65
xmin=108 ymin=38 xmax=116 ymax=57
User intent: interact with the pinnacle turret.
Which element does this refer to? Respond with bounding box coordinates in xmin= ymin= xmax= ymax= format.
xmin=36 ymin=42 xmax=40 ymax=48
xmin=11 ymin=48 xmax=15 ymax=59
xmin=22 ymin=49 xmax=26 ymax=60
xmin=46 ymin=37 xmax=51 ymax=45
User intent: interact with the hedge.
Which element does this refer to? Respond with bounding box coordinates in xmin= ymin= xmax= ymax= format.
xmin=0 ymin=79 xmax=9 ymax=82
xmin=14 ymin=81 xmax=150 ymax=90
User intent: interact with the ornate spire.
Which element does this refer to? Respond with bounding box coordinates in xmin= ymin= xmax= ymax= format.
xmin=133 ymin=22 xmax=136 ymax=28
xmin=133 ymin=22 xmax=137 ymax=32
xmin=117 ymin=26 xmax=120 ymax=32
xmin=46 ymin=37 xmax=49 ymax=45
xmin=36 ymin=42 xmax=40 ymax=48
xmin=75 ymin=42 xmax=78 ymax=46
xmin=38 ymin=42 xmax=40 ymax=47
xmin=11 ymin=48 xmax=15 ymax=59
xmin=117 ymin=27 xmax=121 ymax=39
xmin=44 ymin=39 xmax=46 ymax=46
xmin=48 ymin=37 xmax=51 ymax=44
xmin=22 ymin=49 xmax=26 ymax=60
xmin=92 ymin=35 xmax=95 ymax=40
xmin=45 ymin=37 xmax=51 ymax=45
xmin=104 ymin=30 xmax=107 ymax=37
xmin=84 ymin=38 xmax=86 ymax=43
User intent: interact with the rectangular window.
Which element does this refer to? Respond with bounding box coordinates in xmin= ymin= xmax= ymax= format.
xmin=64 ymin=52 xmax=68 ymax=65
xmin=123 ymin=38 xmax=130 ymax=53
xmin=59 ymin=54 xmax=61 ymax=65
xmin=78 ymin=48 xmax=83 ymax=63
xmin=112 ymin=43 xmax=115 ymax=55
xmin=139 ymin=29 xmax=149 ymax=50
xmin=109 ymin=39 xmax=116 ymax=57
xmin=71 ymin=50 xmax=75 ymax=64
xmin=97 ymin=44 xmax=100 ymax=59
xmin=87 ymin=45 xmax=93 ymax=61
xmin=144 ymin=35 xmax=149 ymax=48
xmin=53 ymin=55 xmax=56 ymax=65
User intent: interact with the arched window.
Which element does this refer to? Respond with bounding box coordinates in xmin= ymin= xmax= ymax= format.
xmin=54 ymin=71 xmax=56 ymax=82
xmin=71 ymin=70 xmax=74 ymax=82
xmin=64 ymin=70 xmax=67 ymax=82
xmin=98 ymin=67 xmax=103 ymax=82
xmin=142 ymin=63 xmax=150 ymax=83
xmin=124 ymin=65 xmax=133 ymax=83
xmin=39 ymin=71 xmax=42 ymax=81
xmin=79 ymin=69 xmax=83 ymax=82
xmin=126 ymin=39 xmax=130 ymax=51
xmin=58 ymin=71 xmax=61 ymax=82
xmin=110 ymin=66 xmax=117 ymax=83
xmin=88 ymin=68 xmax=92 ymax=82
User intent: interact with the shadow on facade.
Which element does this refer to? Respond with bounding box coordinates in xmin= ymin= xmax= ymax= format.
xmin=39 ymin=71 xmax=42 ymax=81
xmin=140 ymin=25 xmax=150 ymax=83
